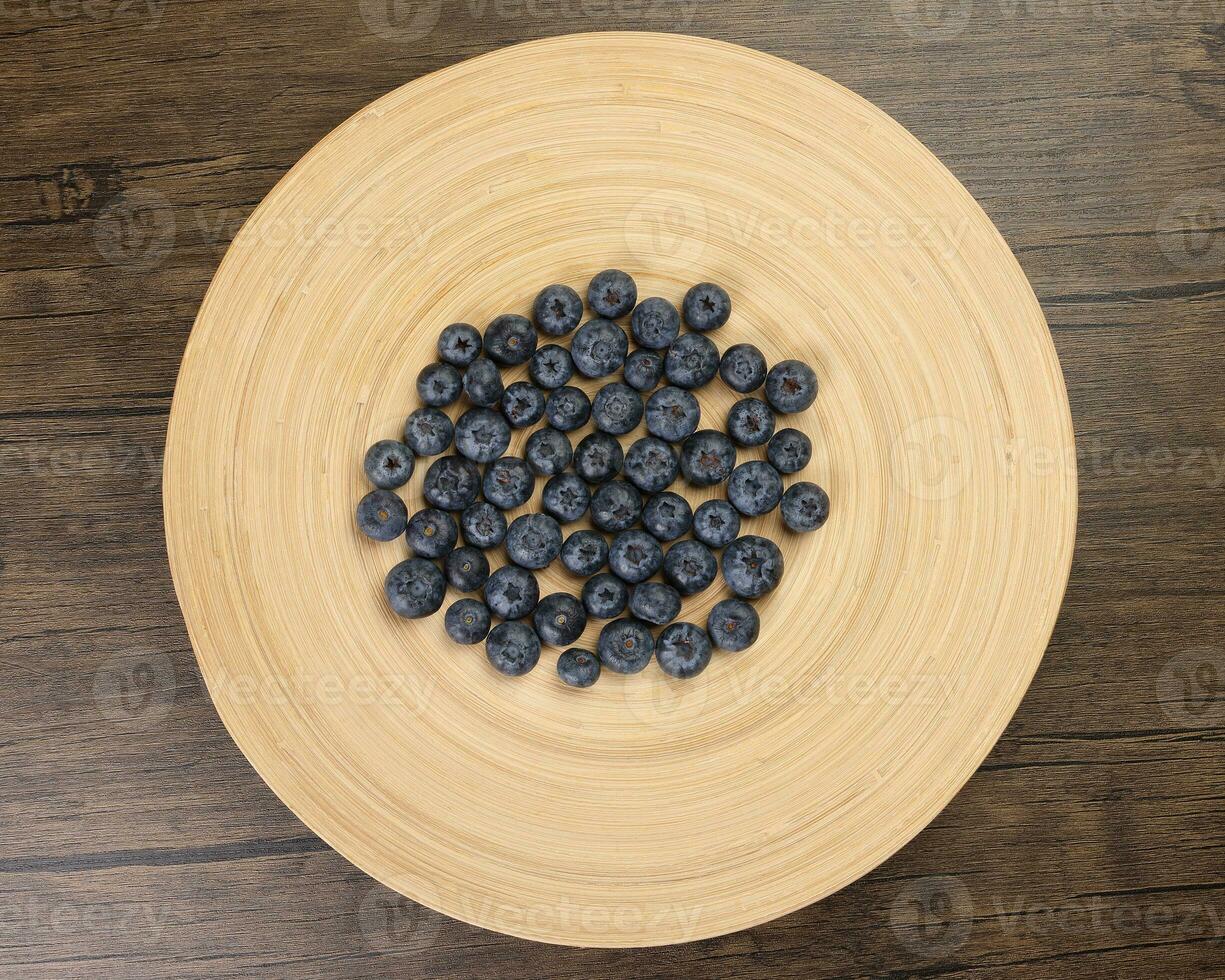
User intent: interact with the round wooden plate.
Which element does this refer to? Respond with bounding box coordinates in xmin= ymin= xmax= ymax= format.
xmin=164 ymin=33 xmax=1076 ymax=947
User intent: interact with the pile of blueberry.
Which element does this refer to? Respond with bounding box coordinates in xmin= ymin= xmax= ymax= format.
xmin=356 ymin=271 xmax=829 ymax=687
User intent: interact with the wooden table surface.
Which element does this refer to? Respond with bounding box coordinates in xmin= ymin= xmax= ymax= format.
xmin=2 ymin=3 xmax=1222 ymax=977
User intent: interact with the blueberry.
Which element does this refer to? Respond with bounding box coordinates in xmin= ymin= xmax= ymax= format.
xmin=542 ymin=472 xmax=590 ymax=524
xmin=641 ymin=491 xmax=693 ymax=541
xmin=445 ymin=597 xmax=491 ymax=644
xmin=533 ymin=283 xmax=584 ymax=336
xmin=597 ymin=618 xmax=654 ymax=674
xmin=629 ymin=581 xmax=681 ymax=626
xmin=655 ymin=622 xmax=712 ymax=678
xmin=781 ymin=482 xmax=830 ymax=532
xmin=582 ymin=573 xmax=629 ymax=619
xmin=623 ymin=437 xmax=679 ymax=494
xmin=692 ymin=499 xmax=741 ymax=549
xmin=445 ymin=546 xmax=490 ymax=592
xmin=719 ymin=343 xmax=766 ymax=393
xmin=608 ymin=529 xmax=662 ymax=584
xmin=483 ymin=456 xmax=534 ymax=510
xmin=533 ymin=592 xmax=588 ymax=647
xmin=623 ymin=349 xmax=664 ymax=391
xmin=767 ymin=428 xmax=812 ymax=474
xmin=525 ymin=427 xmax=573 ymax=476
xmin=461 ymin=501 xmax=507 ymax=549
xmin=505 ymin=513 xmax=562 ymax=569
xmin=662 ymin=539 xmax=718 ymax=595
xmin=765 ymin=359 xmax=818 ymax=413
xmin=385 ymin=557 xmax=446 ymax=618
xmin=707 ymin=598 xmax=760 ymax=652
xmin=573 ymin=432 xmax=623 ymax=484
xmin=571 ymin=318 xmax=629 ymax=378
xmin=679 ymin=430 xmax=736 ymax=486
xmin=502 ymin=381 xmax=546 ymax=428
xmin=462 ymin=357 xmax=504 ymax=408
xmin=664 ymin=333 xmax=720 ymax=389
xmin=727 ymin=460 xmax=783 ymax=516
xmin=561 ymin=529 xmax=608 ymax=577
xmin=591 ymin=382 xmax=644 ymax=436
xmin=486 ymin=621 xmax=541 ymax=676
xmin=484 ymin=564 xmax=539 ymax=620
xmin=590 ymin=480 xmax=643 ymax=533
xmin=438 ymin=323 xmax=482 ymax=368
xmin=529 ymin=344 xmax=574 ymax=389
xmin=417 ymin=362 xmax=462 ymax=407
xmin=630 ymin=297 xmax=680 ymax=349
xmin=682 ymin=282 xmax=731 ymax=331
xmin=727 ymin=397 xmax=776 ymax=448
xmin=356 ymin=489 xmax=408 ymax=541
xmin=423 ymin=455 xmax=481 ymax=511
xmin=406 ymin=507 xmax=458 ymax=558
xmin=484 ymin=314 xmax=537 ymax=366
xmin=722 ymin=534 xmax=784 ymax=598
xmin=645 ymin=386 xmax=701 ymax=442
xmin=545 ymin=385 xmax=591 ymax=432
xmin=587 ymin=269 xmax=637 ymax=320
xmin=557 ymin=648 xmax=601 ymax=687
xmin=363 ymin=439 xmax=414 ymax=489
xmin=404 ymin=407 xmax=454 ymax=456
xmin=454 ymin=407 xmax=511 ymax=464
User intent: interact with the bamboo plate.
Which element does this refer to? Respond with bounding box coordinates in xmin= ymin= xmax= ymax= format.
xmin=164 ymin=33 xmax=1077 ymax=947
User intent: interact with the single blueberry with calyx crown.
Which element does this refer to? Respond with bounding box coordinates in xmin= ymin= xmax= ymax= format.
xmin=525 ymin=426 xmax=573 ymax=476
xmin=484 ymin=564 xmax=539 ymax=620
xmin=529 ymin=344 xmax=574 ymax=389
xmin=727 ymin=397 xmax=776 ymax=448
xmin=597 ymin=618 xmax=654 ymax=674
xmin=557 ymin=648 xmax=601 ymax=688
xmin=629 ymin=581 xmax=682 ymax=627
xmin=682 ymin=282 xmax=731 ymax=332
xmin=765 ymin=359 xmax=818 ymax=414
xmin=406 ymin=507 xmax=458 ymax=558
xmin=662 ymin=539 xmax=718 ymax=596
xmin=630 ymin=296 xmax=680 ymax=350
xmin=692 ymin=499 xmax=741 ymax=549
xmin=461 ymin=501 xmax=506 ymax=549
xmin=486 ymin=621 xmax=541 ymax=676
xmin=533 ymin=283 xmax=584 ymax=337
xmin=679 ymin=430 xmax=736 ymax=487
xmin=501 ymin=381 xmax=546 ymax=428
xmin=582 ymin=572 xmax=629 ymax=619
xmin=363 ymin=439 xmax=414 ymax=489
xmin=573 ymin=432 xmax=624 ymax=484
xmin=767 ymin=428 xmax=812 ymax=474
xmin=707 ymin=598 xmax=760 ymax=652
xmin=656 ymin=622 xmax=713 ymax=679
xmin=727 ymin=459 xmax=784 ymax=517
xmin=721 ymin=534 xmax=784 ymax=598
xmin=590 ymin=480 xmax=643 ymax=533
xmin=591 ymin=382 xmax=644 ymax=436
xmin=623 ymin=436 xmax=679 ymax=494
xmin=505 ymin=513 xmax=563 ymax=570
xmin=561 ymin=529 xmax=608 ymax=577
xmin=385 ymin=558 xmax=446 ymax=619
xmin=404 ymin=407 xmax=454 ymax=457
xmin=664 ymin=332 xmax=720 ymax=389
xmin=587 ymin=269 xmax=637 ymax=320
xmin=484 ymin=314 xmax=537 ymax=366
xmin=445 ymin=546 xmax=490 ymax=592
xmin=422 ymin=455 xmax=481 ymax=511
xmin=542 ymin=472 xmax=591 ymax=524
xmin=645 ymin=386 xmax=701 ymax=443
xmin=544 ymin=385 xmax=592 ymax=432
xmin=356 ymin=489 xmax=408 ymax=541
xmin=482 ymin=455 xmax=534 ymax=510
xmin=641 ymin=491 xmax=693 ymax=542
xmin=533 ymin=592 xmax=588 ymax=647
xmin=623 ymin=349 xmax=664 ymax=391
xmin=445 ymin=597 xmax=491 ymax=644
xmin=417 ymin=361 xmax=462 ymax=407
xmin=438 ymin=322 xmax=482 ymax=368
xmin=719 ymin=343 xmax=767 ymax=393
xmin=781 ymin=481 xmax=830 ymax=533
xmin=571 ymin=318 xmax=629 ymax=378
xmin=454 ymin=407 xmax=512 ymax=464
xmin=608 ymin=529 xmax=663 ymax=584
xmin=462 ymin=356 xmax=504 ymax=408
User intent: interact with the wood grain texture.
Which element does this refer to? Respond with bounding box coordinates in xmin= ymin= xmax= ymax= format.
xmin=1 ymin=0 xmax=1222 ymax=975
